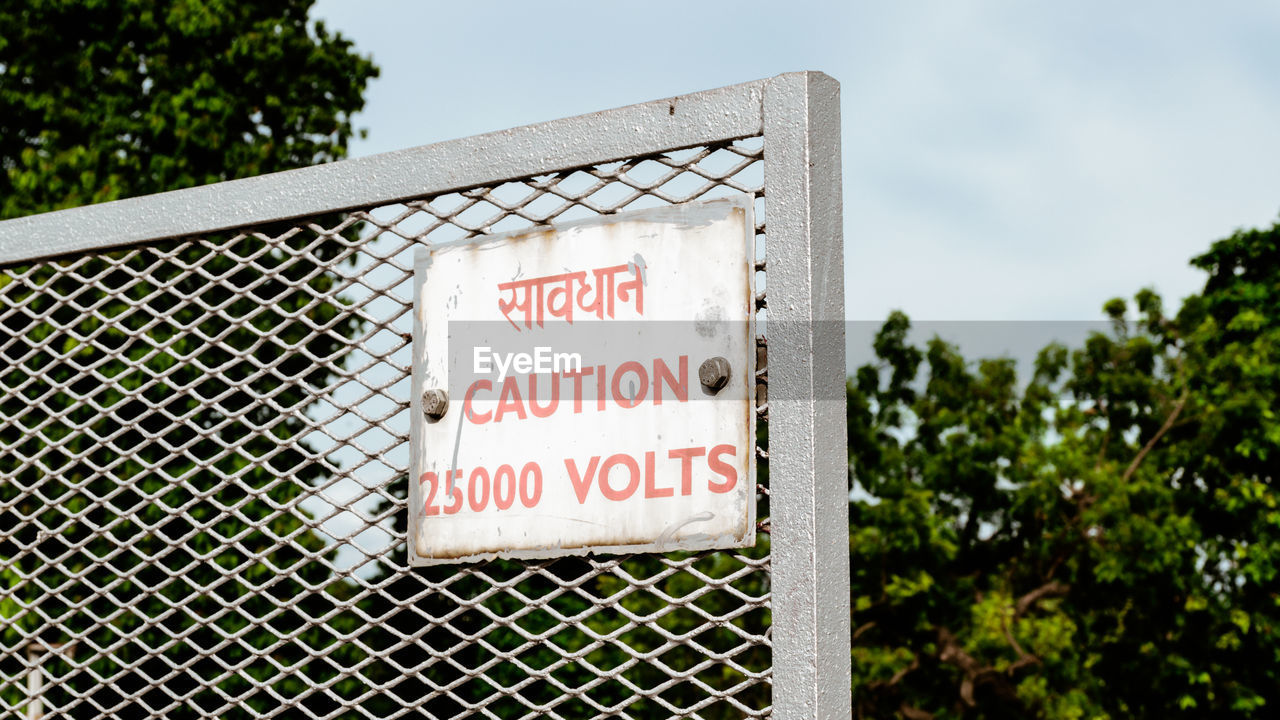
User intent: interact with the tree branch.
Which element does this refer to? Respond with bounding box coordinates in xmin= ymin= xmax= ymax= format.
xmin=887 ymin=656 xmax=920 ymax=687
xmin=1001 ymin=616 xmax=1041 ymax=676
xmin=937 ymin=627 xmax=985 ymax=706
xmin=1000 ymin=613 xmax=1032 ymax=665
xmin=1121 ymin=389 xmax=1188 ymax=484
xmin=899 ymin=702 xmax=935 ymax=720
xmin=868 ymin=651 xmax=920 ymax=692
xmin=1015 ymin=581 xmax=1070 ymax=618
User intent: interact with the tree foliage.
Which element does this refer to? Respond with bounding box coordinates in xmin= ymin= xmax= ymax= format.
xmin=1 ymin=0 xmax=374 ymax=217
xmin=0 ymin=2 xmax=376 ymax=717
xmin=849 ymin=220 xmax=1280 ymax=718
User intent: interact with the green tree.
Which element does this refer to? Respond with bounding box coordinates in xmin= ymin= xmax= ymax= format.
xmin=0 ymin=0 xmax=373 ymax=216
xmin=848 ymin=219 xmax=1280 ymax=718
xmin=0 ymin=2 xmax=376 ymax=717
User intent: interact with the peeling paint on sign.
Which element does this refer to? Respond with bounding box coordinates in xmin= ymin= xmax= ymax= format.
xmin=409 ymin=196 xmax=756 ymax=564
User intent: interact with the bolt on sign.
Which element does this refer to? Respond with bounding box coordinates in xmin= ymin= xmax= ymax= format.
xmin=410 ymin=196 xmax=757 ymax=564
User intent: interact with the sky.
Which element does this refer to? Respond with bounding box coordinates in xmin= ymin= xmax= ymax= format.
xmin=312 ymin=0 xmax=1280 ymax=327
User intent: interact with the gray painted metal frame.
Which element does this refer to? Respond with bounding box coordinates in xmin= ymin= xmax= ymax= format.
xmin=0 ymin=80 xmax=765 ymax=265
xmin=0 ymin=71 xmax=851 ymax=718
xmin=764 ymin=72 xmax=851 ymax=720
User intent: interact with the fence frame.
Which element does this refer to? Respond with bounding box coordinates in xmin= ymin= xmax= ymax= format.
xmin=0 ymin=70 xmax=850 ymax=719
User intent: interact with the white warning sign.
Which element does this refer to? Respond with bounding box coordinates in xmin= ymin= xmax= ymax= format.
xmin=409 ymin=196 xmax=757 ymax=564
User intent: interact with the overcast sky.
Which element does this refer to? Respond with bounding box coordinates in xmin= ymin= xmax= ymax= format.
xmin=311 ymin=1 xmax=1280 ymax=324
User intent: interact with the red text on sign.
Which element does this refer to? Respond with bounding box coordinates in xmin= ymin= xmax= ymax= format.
xmin=565 ymin=444 xmax=738 ymax=504
xmin=420 ymin=462 xmax=544 ymax=516
xmin=464 ymin=356 xmax=689 ymax=424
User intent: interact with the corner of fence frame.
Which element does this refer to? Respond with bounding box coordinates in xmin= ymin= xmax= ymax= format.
xmin=763 ymin=71 xmax=852 ymax=719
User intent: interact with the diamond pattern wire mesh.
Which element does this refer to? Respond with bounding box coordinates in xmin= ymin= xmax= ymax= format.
xmin=0 ymin=139 xmax=769 ymax=718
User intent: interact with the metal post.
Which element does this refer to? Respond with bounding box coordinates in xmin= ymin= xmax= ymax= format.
xmin=25 ymin=644 xmax=43 ymax=720
xmin=765 ymin=71 xmax=851 ymax=718
xmin=24 ymin=643 xmax=73 ymax=720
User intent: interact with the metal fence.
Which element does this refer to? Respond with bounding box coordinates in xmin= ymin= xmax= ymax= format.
xmin=0 ymin=72 xmax=848 ymax=719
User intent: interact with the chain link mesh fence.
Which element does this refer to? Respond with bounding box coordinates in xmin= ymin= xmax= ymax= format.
xmin=0 ymin=138 xmax=771 ymax=718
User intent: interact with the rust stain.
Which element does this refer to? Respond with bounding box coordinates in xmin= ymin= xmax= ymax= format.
xmin=415 ymin=523 xmax=749 ymax=563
